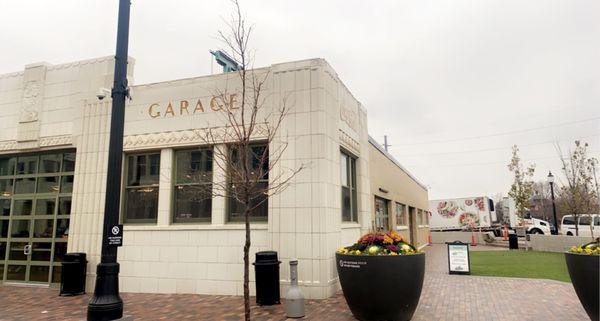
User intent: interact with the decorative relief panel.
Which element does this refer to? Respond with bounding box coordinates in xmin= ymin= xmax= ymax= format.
xmin=39 ymin=135 xmax=72 ymax=147
xmin=340 ymin=103 xmax=358 ymax=132
xmin=20 ymin=81 xmax=41 ymax=122
xmin=339 ymin=129 xmax=360 ymax=156
xmin=0 ymin=140 xmax=18 ymax=151
xmin=0 ymin=134 xmax=72 ymax=152
xmin=123 ymin=125 xmax=269 ymax=150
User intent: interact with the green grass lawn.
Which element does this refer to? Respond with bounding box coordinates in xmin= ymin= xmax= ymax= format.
xmin=469 ymin=251 xmax=570 ymax=282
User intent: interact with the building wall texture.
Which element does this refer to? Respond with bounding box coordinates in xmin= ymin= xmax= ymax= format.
xmin=368 ymin=140 xmax=430 ymax=248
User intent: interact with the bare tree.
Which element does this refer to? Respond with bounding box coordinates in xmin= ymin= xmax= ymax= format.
xmin=507 ymin=145 xmax=536 ymax=219
xmin=177 ymin=2 xmax=304 ymax=320
xmin=531 ymin=181 xmax=552 ymax=221
xmin=556 ymin=140 xmax=599 ymax=236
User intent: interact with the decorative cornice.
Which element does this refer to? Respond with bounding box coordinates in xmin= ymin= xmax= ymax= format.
xmin=39 ymin=135 xmax=72 ymax=147
xmin=0 ymin=134 xmax=72 ymax=152
xmin=0 ymin=140 xmax=18 ymax=151
xmin=124 ymin=125 xmax=269 ymax=151
xmin=339 ymin=129 xmax=360 ymax=155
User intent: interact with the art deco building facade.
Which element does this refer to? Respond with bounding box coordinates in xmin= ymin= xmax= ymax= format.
xmin=0 ymin=57 xmax=429 ymax=298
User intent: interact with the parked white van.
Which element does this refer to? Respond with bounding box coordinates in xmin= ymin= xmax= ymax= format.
xmin=560 ymin=214 xmax=600 ymax=236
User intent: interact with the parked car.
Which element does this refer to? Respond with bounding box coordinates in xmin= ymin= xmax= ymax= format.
xmin=561 ymin=214 xmax=600 ymax=236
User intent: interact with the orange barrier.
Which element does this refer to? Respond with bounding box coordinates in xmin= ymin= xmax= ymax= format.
xmin=503 ymin=225 xmax=509 ymax=241
xmin=427 ymin=231 xmax=432 ymax=245
xmin=470 ymin=225 xmax=477 ymax=246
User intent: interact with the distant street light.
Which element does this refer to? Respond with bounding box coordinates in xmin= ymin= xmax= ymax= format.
xmin=547 ymin=171 xmax=558 ymax=235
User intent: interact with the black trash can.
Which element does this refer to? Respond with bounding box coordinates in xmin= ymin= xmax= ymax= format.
xmin=60 ymin=252 xmax=87 ymax=296
xmin=253 ymin=251 xmax=281 ymax=305
xmin=508 ymin=234 xmax=519 ymax=250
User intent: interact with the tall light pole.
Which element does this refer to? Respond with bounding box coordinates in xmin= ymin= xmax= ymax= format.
xmin=87 ymin=0 xmax=131 ymax=319
xmin=548 ymin=171 xmax=558 ymax=235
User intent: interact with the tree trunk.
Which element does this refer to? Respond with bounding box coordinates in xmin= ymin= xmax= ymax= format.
xmin=243 ymin=205 xmax=251 ymax=321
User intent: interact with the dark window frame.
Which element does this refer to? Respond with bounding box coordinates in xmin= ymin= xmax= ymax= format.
xmin=227 ymin=143 xmax=269 ymax=223
xmin=341 ymin=150 xmax=358 ymax=222
xmin=123 ymin=152 xmax=160 ymax=224
xmin=172 ymin=147 xmax=214 ymax=223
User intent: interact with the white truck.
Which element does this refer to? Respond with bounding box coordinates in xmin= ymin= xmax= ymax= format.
xmin=429 ymin=196 xmax=552 ymax=235
xmin=500 ymin=197 xmax=552 ymax=235
xmin=429 ymin=196 xmax=497 ymax=231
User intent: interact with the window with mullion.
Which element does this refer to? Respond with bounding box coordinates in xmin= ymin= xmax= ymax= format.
xmin=396 ymin=202 xmax=406 ymax=226
xmin=341 ymin=151 xmax=358 ymax=222
xmin=173 ymin=148 xmax=213 ymax=223
xmin=124 ymin=153 xmax=160 ymax=223
xmin=227 ymin=143 xmax=269 ymax=222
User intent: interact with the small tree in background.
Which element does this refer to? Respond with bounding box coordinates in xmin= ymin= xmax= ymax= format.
xmin=557 ymin=140 xmax=599 ymax=236
xmin=186 ymin=1 xmax=303 ymax=319
xmin=507 ymin=145 xmax=536 ymax=219
xmin=530 ymin=181 xmax=553 ymax=221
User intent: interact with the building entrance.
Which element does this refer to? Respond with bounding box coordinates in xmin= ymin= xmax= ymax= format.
xmin=0 ymin=151 xmax=74 ymax=284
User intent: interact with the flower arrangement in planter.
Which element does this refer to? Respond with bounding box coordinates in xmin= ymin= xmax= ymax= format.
xmin=336 ymin=231 xmax=425 ymax=321
xmin=565 ymin=239 xmax=599 ymax=321
xmin=337 ymin=231 xmax=421 ymax=256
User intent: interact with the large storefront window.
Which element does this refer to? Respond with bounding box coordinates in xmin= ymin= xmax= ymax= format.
xmin=227 ymin=144 xmax=268 ymax=222
xmin=174 ymin=148 xmax=213 ymax=223
xmin=0 ymin=151 xmax=74 ymax=284
xmin=124 ymin=153 xmax=160 ymax=223
xmin=341 ymin=151 xmax=358 ymax=222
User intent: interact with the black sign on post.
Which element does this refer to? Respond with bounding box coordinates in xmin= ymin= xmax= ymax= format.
xmin=107 ymin=224 xmax=123 ymax=247
xmin=446 ymin=241 xmax=470 ymax=275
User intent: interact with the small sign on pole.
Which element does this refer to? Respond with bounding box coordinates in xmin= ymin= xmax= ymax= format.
xmin=446 ymin=241 xmax=470 ymax=275
xmin=108 ymin=224 xmax=123 ymax=247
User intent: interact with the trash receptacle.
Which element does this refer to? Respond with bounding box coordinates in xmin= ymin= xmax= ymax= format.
xmin=253 ymin=251 xmax=281 ymax=305
xmin=60 ymin=252 xmax=87 ymax=296
xmin=508 ymin=234 xmax=519 ymax=250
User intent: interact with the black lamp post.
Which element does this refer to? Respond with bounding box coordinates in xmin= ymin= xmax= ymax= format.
xmin=548 ymin=171 xmax=558 ymax=235
xmin=87 ymin=0 xmax=131 ymax=319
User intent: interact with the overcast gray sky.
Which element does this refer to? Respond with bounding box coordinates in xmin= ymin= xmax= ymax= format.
xmin=1 ymin=0 xmax=599 ymax=200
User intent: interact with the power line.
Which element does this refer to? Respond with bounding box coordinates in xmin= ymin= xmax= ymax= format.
xmin=404 ymin=150 xmax=600 ymax=168
xmin=395 ymin=116 xmax=600 ymax=146
xmin=396 ymin=134 xmax=600 ymax=157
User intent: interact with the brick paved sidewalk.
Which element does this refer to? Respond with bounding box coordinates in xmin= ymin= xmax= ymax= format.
xmin=0 ymin=245 xmax=589 ymax=321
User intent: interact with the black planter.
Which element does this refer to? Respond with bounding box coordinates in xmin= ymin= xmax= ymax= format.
xmin=336 ymin=253 xmax=425 ymax=321
xmin=565 ymin=253 xmax=599 ymax=321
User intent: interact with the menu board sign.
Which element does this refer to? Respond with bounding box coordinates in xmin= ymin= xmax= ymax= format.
xmin=446 ymin=241 xmax=470 ymax=274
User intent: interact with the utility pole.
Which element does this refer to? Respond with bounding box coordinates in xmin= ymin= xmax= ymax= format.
xmin=87 ymin=0 xmax=130 ymax=319
xmin=383 ymin=135 xmax=390 ymax=152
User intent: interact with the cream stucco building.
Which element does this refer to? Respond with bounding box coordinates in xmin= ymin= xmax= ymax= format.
xmin=0 ymin=56 xmax=429 ymax=299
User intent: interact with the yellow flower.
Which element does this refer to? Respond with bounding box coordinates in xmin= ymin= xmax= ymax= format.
xmin=390 ymin=252 xmax=398 ymax=256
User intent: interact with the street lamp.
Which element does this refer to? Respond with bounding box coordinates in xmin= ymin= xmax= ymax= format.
xmin=548 ymin=171 xmax=558 ymax=235
xmin=87 ymin=0 xmax=131 ymax=320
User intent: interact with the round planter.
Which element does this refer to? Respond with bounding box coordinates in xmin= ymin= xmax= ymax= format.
xmin=565 ymin=252 xmax=599 ymax=321
xmin=336 ymin=252 xmax=425 ymax=321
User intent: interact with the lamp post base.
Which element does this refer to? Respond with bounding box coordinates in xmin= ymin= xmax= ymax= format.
xmin=87 ymin=262 xmax=123 ymax=321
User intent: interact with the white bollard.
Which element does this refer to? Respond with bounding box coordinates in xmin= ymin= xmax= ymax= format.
xmin=285 ymin=259 xmax=305 ymax=318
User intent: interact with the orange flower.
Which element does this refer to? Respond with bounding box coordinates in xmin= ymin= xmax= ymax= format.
xmin=383 ymin=235 xmax=394 ymax=244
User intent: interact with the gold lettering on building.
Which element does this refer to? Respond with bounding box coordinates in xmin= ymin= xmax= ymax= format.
xmin=210 ymin=96 xmax=222 ymax=111
xmin=164 ymin=102 xmax=175 ymax=117
xmin=194 ymin=99 xmax=204 ymax=113
xmin=148 ymin=103 xmax=160 ymax=118
xmin=229 ymin=94 xmax=238 ymax=110
xmin=146 ymin=95 xmax=241 ymax=118
xmin=180 ymin=100 xmax=189 ymax=114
